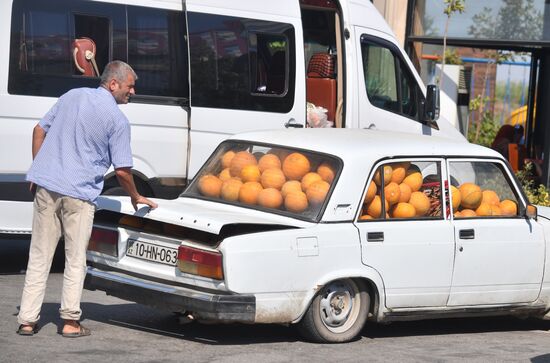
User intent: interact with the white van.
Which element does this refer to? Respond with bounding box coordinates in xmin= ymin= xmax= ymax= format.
xmin=0 ymin=0 xmax=463 ymax=234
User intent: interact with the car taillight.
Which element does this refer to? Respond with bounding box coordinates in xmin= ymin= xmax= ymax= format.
xmin=88 ymin=227 xmax=119 ymax=257
xmin=177 ymin=245 xmax=223 ymax=280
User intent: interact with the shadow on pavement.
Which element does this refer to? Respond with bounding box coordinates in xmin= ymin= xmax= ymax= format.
xmin=0 ymin=234 xmax=64 ymax=274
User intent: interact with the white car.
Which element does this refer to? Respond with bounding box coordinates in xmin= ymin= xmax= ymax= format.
xmin=85 ymin=128 xmax=550 ymax=343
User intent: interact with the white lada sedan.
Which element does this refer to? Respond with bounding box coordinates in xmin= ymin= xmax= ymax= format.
xmin=85 ymin=128 xmax=550 ymax=343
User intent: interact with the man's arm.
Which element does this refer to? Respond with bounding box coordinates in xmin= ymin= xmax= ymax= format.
xmin=114 ymin=167 xmax=158 ymax=211
xmin=32 ymin=124 xmax=47 ymax=160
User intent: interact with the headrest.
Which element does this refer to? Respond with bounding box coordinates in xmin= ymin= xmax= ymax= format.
xmin=307 ymin=53 xmax=335 ymax=78
xmin=72 ymin=37 xmax=98 ymax=76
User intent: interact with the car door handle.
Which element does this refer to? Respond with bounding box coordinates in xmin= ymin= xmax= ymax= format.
xmin=459 ymin=229 xmax=475 ymax=239
xmin=367 ymin=232 xmax=384 ymax=242
xmin=284 ymin=118 xmax=303 ymax=128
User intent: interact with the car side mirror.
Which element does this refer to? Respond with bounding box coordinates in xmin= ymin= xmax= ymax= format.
xmin=424 ymin=84 xmax=440 ymax=125
xmin=526 ymin=204 xmax=537 ymax=220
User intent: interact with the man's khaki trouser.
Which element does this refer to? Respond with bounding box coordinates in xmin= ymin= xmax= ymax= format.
xmin=18 ymin=187 xmax=95 ymax=325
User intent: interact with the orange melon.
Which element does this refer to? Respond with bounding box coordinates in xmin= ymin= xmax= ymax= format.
xmin=284 ymin=191 xmax=309 ymax=213
xmin=384 ymin=182 xmax=401 ymax=205
xmin=218 ymin=168 xmax=232 ymax=181
xmin=398 ymin=183 xmax=412 ymax=203
xmin=221 ymin=150 xmax=235 ymax=169
xmin=301 ymin=172 xmax=323 ymax=191
xmin=220 ymin=178 xmax=243 ymax=202
xmin=282 ymin=152 xmax=311 ymax=180
xmin=459 ymin=183 xmax=482 ymax=209
xmin=268 ymin=148 xmax=290 ymax=164
xmin=500 ymin=199 xmax=518 ymax=216
xmin=391 ymin=202 xmax=416 ymax=218
xmin=475 ymin=202 xmax=493 ymax=216
xmin=240 ymin=164 xmax=261 ymax=183
xmin=281 ymin=180 xmax=302 ymax=198
xmin=374 ymin=165 xmax=393 ymax=186
xmin=481 ymin=190 xmax=500 ymax=206
xmin=450 ymin=185 xmax=461 ymax=210
xmin=306 ymin=180 xmax=330 ymax=205
xmin=403 ymin=170 xmax=423 ymax=192
xmin=258 ymin=153 xmax=281 ymax=172
xmin=458 ymin=209 xmax=477 ymax=218
xmin=390 ymin=163 xmax=408 ymax=184
xmin=229 ymin=151 xmax=257 ymax=177
xmin=366 ymin=195 xmax=389 ymax=218
xmin=317 ymin=163 xmax=335 ymax=183
xmin=260 ymin=167 xmax=286 ymax=189
xmin=258 ymin=188 xmax=283 ymax=209
xmin=198 ymin=175 xmax=223 ymax=198
xmin=238 ymin=181 xmax=263 ymax=205
xmin=491 ymin=205 xmax=502 ymax=216
xmin=364 ymin=181 xmax=377 ymax=204
xmin=409 ymin=191 xmax=431 ymax=216
xmin=359 ymin=214 xmax=373 ymax=221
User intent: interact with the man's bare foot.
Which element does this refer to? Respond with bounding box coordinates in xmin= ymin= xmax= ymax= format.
xmin=62 ymin=320 xmax=81 ymax=334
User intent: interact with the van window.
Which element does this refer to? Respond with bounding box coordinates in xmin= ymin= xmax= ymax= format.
xmin=187 ymin=12 xmax=295 ymax=113
xmin=360 ymin=35 xmax=421 ymax=120
xmin=9 ymin=0 xmax=188 ymax=101
xmin=359 ymin=161 xmax=443 ymax=221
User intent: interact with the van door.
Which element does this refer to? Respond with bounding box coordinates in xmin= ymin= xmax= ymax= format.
xmin=185 ymin=1 xmax=306 ymax=177
xmin=354 ymin=27 xmax=434 ymax=136
xmin=447 ymin=159 xmax=545 ymax=306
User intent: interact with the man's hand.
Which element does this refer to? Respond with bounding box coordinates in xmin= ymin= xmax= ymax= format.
xmin=131 ymin=195 xmax=158 ymax=211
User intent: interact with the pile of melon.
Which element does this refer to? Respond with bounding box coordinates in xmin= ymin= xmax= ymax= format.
xmin=360 ymin=162 xmax=430 ymax=220
xmin=451 ymin=183 xmax=517 ymax=217
xmin=196 ymin=148 xmax=335 ymax=213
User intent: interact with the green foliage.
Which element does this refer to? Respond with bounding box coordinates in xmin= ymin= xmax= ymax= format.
xmin=468 ymin=95 xmax=500 ymax=147
xmin=443 ymin=0 xmax=465 ymax=16
xmin=437 ymin=49 xmax=463 ymax=65
xmin=516 ymin=162 xmax=550 ymax=206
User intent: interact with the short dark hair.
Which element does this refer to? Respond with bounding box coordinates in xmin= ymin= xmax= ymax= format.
xmin=100 ymin=61 xmax=137 ymax=85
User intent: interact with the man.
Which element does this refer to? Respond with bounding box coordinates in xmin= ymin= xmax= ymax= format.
xmin=17 ymin=61 xmax=158 ymax=337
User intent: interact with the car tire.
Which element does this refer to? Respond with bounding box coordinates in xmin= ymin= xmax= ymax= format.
xmin=297 ymin=279 xmax=369 ymax=343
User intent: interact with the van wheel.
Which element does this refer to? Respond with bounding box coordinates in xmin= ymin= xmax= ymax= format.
xmin=297 ymin=279 xmax=369 ymax=343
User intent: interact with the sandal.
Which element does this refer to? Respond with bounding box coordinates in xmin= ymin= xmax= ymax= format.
xmin=61 ymin=324 xmax=91 ymax=338
xmin=16 ymin=324 xmax=38 ymax=336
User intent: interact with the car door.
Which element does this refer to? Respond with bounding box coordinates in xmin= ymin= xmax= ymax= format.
xmin=185 ymin=1 xmax=305 ymax=178
xmin=447 ymin=159 xmax=545 ymax=306
xmin=356 ymin=158 xmax=455 ymax=308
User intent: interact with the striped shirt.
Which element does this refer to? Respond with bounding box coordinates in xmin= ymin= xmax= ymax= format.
xmin=27 ymin=87 xmax=133 ymax=204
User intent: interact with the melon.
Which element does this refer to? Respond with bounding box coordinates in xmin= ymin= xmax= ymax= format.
xmin=366 ymin=195 xmax=389 ymax=218
xmin=458 ymin=209 xmax=476 ymax=218
xmin=218 ymin=168 xmax=232 ymax=181
xmin=301 ymin=172 xmax=323 ymax=191
xmin=282 ymin=152 xmax=311 ymax=180
xmin=261 ymin=168 xmax=286 ymax=189
xmin=198 ymin=175 xmax=223 ymax=198
xmin=229 ymin=151 xmax=257 ymax=177
xmin=450 ymin=185 xmax=461 ymax=210
xmin=220 ymin=178 xmax=243 ymax=201
xmin=306 ymin=180 xmax=330 ymax=205
xmin=390 ymin=163 xmax=408 ymax=184
xmin=317 ymin=163 xmax=335 ymax=183
xmin=398 ymin=183 xmax=412 ymax=203
xmin=409 ymin=191 xmax=430 ymax=216
xmin=221 ymin=150 xmax=235 ymax=169
xmin=284 ymin=191 xmax=309 ymax=213
xmin=475 ymin=202 xmax=493 ymax=216
xmin=500 ymin=199 xmax=517 ymax=216
xmin=238 ymin=181 xmax=263 ymax=205
xmin=258 ymin=188 xmax=283 ymax=209
xmin=481 ymin=189 xmax=500 ymax=206
xmin=240 ymin=164 xmax=261 ymax=183
xmin=281 ymin=180 xmax=302 ymax=198
xmin=391 ymin=202 xmax=416 ymax=218
xmin=374 ymin=165 xmax=393 ymax=186
xmin=364 ymin=181 xmax=377 ymax=204
xmin=459 ymin=183 xmax=482 ymax=209
xmin=384 ymin=182 xmax=401 ymax=205
xmin=402 ymin=170 xmax=423 ymax=192
xmin=258 ymin=153 xmax=281 ymax=172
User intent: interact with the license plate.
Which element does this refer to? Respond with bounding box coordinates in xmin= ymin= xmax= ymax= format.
xmin=126 ymin=239 xmax=178 ymax=266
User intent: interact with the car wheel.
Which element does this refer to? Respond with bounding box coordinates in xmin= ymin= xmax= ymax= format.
xmin=297 ymin=279 xmax=369 ymax=343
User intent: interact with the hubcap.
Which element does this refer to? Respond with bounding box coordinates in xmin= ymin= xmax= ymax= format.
xmin=318 ymin=280 xmax=360 ymax=333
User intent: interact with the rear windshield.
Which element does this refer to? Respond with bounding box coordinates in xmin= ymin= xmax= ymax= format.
xmin=182 ymin=140 xmax=342 ymax=222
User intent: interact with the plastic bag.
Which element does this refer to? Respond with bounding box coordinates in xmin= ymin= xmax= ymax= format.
xmin=306 ymin=102 xmax=333 ymax=128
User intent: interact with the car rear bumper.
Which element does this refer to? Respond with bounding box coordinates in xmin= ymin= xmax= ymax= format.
xmin=84 ymin=267 xmax=255 ymax=322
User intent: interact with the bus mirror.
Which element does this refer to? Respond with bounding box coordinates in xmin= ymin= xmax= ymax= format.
xmin=424 ymin=84 xmax=440 ymax=123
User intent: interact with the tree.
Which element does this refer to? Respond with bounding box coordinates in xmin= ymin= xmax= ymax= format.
xmin=439 ymin=0 xmax=465 ymax=90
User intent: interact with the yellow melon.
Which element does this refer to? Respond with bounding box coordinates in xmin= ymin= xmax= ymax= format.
xmin=459 ymin=183 xmax=482 ymax=209
xmin=229 ymin=151 xmax=257 ymax=177
xmin=198 ymin=175 xmax=223 ymax=198
xmin=390 ymin=163 xmax=408 ymax=184
xmin=391 ymin=202 xmax=416 ymax=218
xmin=409 ymin=191 xmax=430 ymax=216
xmin=459 ymin=209 xmax=477 ymax=218
xmin=364 ymin=181 xmax=377 ymax=204
xmin=238 ymin=181 xmax=263 ymax=205
xmin=284 ymin=191 xmax=309 ymax=213
xmin=450 ymin=185 xmax=461 ymax=210
xmin=374 ymin=165 xmax=393 ymax=186
xmin=317 ymin=163 xmax=335 ymax=183
xmin=359 ymin=214 xmax=373 ymax=221
xmin=306 ymin=180 xmax=330 ymax=205
xmin=221 ymin=150 xmax=235 ymax=169
xmin=301 ymin=172 xmax=323 ymax=191
xmin=398 ymin=183 xmax=412 ymax=203
xmin=475 ymin=202 xmax=493 ymax=216
xmin=220 ymin=178 xmax=243 ymax=201
xmin=281 ymin=180 xmax=302 ymax=198
xmin=500 ymin=199 xmax=518 ymax=216
xmin=367 ymin=195 xmax=389 ymax=218
xmin=218 ymin=168 xmax=232 ymax=181
xmin=258 ymin=154 xmax=281 ymax=172
xmin=240 ymin=164 xmax=261 ymax=183
xmin=260 ymin=167 xmax=286 ymax=189
xmin=482 ymin=189 xmax=500 ymax=206
xmin=384 ymin=182 xmax=401 ymax=205
xmin=491 ymin=205 xmax=502 ymax=216
xmin=258 ymin=188 xmax=283 ymax=209
xmin=403 ymin=170 xmax=423 ymax=192
xmin=282 ymin=152 xmax=311 ymax=180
